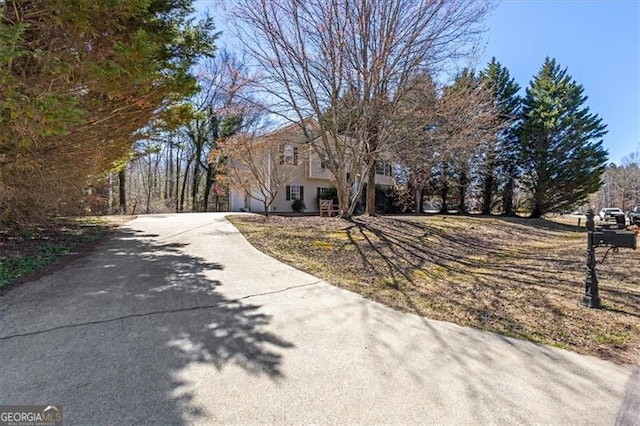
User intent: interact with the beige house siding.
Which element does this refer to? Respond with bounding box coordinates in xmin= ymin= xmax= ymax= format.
xmin=270 ymin=144 xmax=335 ymax=213
xmin=228 ymin=122 xmax=396 ymax=213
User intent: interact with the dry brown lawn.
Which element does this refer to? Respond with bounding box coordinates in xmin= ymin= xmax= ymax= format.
xmin=228 ymin=214 xmax=640 ymax=365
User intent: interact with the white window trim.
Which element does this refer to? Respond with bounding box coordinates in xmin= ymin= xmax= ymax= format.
xmin=290 ymin=185 xmax=302 ymax=200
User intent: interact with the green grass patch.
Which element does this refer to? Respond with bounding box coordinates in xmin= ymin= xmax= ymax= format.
xmin=0 ymin=217 xmax=114 ymax=288
xmin=594 ymin=331 xmax=630 ymax=346
xmin=0 ymin=244 xmax=71 ymax=287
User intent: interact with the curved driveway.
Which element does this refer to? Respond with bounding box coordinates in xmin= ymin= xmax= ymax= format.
xmin=0 ymin=213 xmax=637 ymax=425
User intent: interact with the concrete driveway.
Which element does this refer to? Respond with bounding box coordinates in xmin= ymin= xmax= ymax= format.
xmin=1 ymin=213 xmax=637 ymax=425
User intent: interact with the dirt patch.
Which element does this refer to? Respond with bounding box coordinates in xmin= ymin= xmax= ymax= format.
xmin=228 ymin=214 xmax=640 ymax=364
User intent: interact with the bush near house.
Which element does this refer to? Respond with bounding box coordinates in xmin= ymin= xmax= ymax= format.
xmin=372 ymin=185 xmax=414 ymax=214
xmin=292 ymin=199 xmax=307 ymax=212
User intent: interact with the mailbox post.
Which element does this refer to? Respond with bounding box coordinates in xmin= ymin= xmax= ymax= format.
xmin=581 ymin=209 xmax=637 ymax=308
xmin=582 ymin=210 xmax=600 ymax=308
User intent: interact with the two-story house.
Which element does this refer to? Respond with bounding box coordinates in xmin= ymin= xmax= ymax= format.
xmin=228 ymin=121 xmax=395 ymax=213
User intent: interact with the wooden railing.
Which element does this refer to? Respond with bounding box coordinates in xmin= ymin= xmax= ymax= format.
xmin=319 ymin=199 xmax=337 ymax=217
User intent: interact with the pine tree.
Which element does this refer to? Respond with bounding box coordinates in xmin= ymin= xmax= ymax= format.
xmin=519 ymin=58 xmax=608 ymax=218
xmin=478 ymin=57 xmax=521 ymax=215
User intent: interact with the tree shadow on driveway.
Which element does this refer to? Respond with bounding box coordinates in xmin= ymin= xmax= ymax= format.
xmin=0 ymin=228 xmax=293 ymax=425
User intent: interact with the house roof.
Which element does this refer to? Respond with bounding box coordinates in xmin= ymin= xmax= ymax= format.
xmin=256 ymin=118 xmax=321 ymax=145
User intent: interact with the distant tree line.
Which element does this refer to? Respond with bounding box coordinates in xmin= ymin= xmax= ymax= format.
xmin=0 ymin=0 xmax=613 ymax=224
xmin=593 ymin=153 xmax=640 ymax=212
xmin=387 ymin=56 xmax=608 ymax=218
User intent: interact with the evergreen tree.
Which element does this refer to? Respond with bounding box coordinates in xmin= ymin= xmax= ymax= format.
xmin=0 ymin=0 xmax=216 ymax=223
xmin=478 ymin=57 xmax=521 ymax=215
xmin=519 ymin=58 xmax=608 ymax=218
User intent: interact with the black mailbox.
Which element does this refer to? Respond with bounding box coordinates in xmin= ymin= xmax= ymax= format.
xmin=582 ymin=209 xmax=638 ymax=309
xmin=593 ymin=230 xmax=637 ymax=250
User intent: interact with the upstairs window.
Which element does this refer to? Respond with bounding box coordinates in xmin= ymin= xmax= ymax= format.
xmin=375 ymin=161 xmax=392 ymax=177
xmin=280 ymin=144 xmax=299 ymax=165
xmin=320 ymin=153 xmax=330 ymax=169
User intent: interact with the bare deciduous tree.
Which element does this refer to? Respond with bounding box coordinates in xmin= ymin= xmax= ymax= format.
xmin=224 ymin=132 xmax=298 ymax=216
xmin=595 ymin=152 xmax=640 ymax=211
xmin=393 ymin=69 xmax=503 ymax=213
xmin=231 ymin=0 xmax=493 ymax=217
xmin=183 ymin=50 xmax=253 ymax=212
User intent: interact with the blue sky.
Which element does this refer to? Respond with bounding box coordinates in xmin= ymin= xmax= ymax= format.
xmin=199 ymin=1 xmax=639 ymax=165
xmin=481 ymin=0 xmax=640 ymax=165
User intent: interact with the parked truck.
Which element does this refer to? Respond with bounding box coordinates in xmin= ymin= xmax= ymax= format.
xmin=599 ymin=207 xmax=625 ymax=222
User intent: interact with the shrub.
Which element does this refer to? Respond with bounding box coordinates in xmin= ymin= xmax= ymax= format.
xmin=292 ymin=199 xmax=306 ymax=212
xmin=374 ymin=185 xmax=414 ymax=214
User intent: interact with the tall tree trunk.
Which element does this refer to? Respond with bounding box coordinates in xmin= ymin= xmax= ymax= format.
xmin=458 ymin=172 xmax=469 ymax=214
xmin=531 ymin=184 xmax=545 ymax=218
xmin=118 ymin=169 xmax=127 ymax=215
xmin=191 ymin=142 xmax=203 ymax=211
xmin=414 ymin=186 xmax=422 ymax=214
xmin=153 ymin=153 xmax=160 ymax=205
xmin=337 ymin=178 xmax=352 ymax=219
xmin=191 ymin=168 xmax=200 ymax=211
xmin=174 ymin=147 xmax=181 ymax=213
xmin=167 ymin=143 xmax=174 ymax=205
xmin=203 ymin=165 xmax=214 ymax=212
xmin=145 ymin=153 xmax=153 ymax=214
xmin=164 ymin=145 xmax=170 ymax=201
xmin=180 ymin=157 xmax=192 ymax=212
xmin=365 ymin=160 xmax=377 ymax=216
xmin=531 ymin=203 xmax=543 ymax=218
xmin=107 ymin=173 xmax=113 ymax=214
xmin=481 ymin=174 xmax=494 ymax=215
xmin=440 ymin=182 xmax=449 ymax=214
xmin=503 ymin=176 xmax=514 ymax=216
xmin=167 ymin=144 xmax=174 ymax=205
